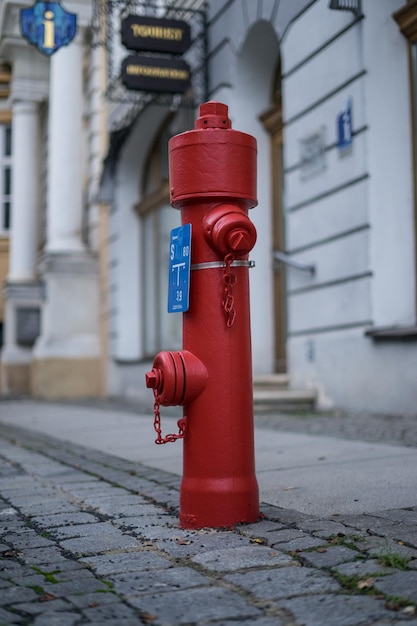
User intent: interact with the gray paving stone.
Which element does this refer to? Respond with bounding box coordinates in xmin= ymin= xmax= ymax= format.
xmin=19 ymin=545 xmax=69 ymax=565
xmin=0 ymin=606 xmax=23 ymax=624
xmin=129 ymin=586 xmax=262 ymax=624
xmin=216 ymin=616 xmax=284 ymax=626
xmin=333 ymin=558 xmax=392 ymax=577
xmin=11 ymin=598 xmax=74 ymax=616
xmin=7 ymin=493 xmax=63 ymax=506
xmin=112 ymin=503 xmax=169 ymax=518
xmin=59 ymin=533 xmax=140 ymax=556
xmin=49 ymin=521 xmax=120 ymax=540
xmin=262 ymin=528 xmax=311 ymax=544
xmin=298 ymin=545 xmax=360 ymax=568
xmin=237 ymin=519 xmax=285 ymax=536
xmin=48 ymin=470 xmax=100 ymax=484
xmin=66 ymin=591 xmax=119 ymax=609
xmin=0 ymin=584 xmax=39 ymax=605
xmin=156 ymin=529 xmax=250 ymax=557
xmin=366 ymin=536 xmax=417 ymax=560
xmin=41 ymin=576 xmax=111 ymax=597
xmin=371 ymin=509 xmax=417 ymax=524
xmin=31 ymin=512 xmax=100 ymax=528
xmin=227 ymin=565 xmax=340 ymax=598
xmin=81 ymin=601 xmax=139 ymax=622
xmin=118 ymin=519 xmax=195 ymax=542
xmin=80 ymin=550 xmax=172 ymax=575
xmin=110 ymin=566 xmax=211 ymax=597
xmin=58 ymin=481 xmax=107 ymax=496
xmin=191 ymin=545 xmax=293 ymax=571
xmin=3 ymin=532 xmax=56 ymax=549
xmin=0 ymin=506 xmax=19 ymax=519
xmin=32 ymin=611 xmax=81 ymax=626
xmin=373 ymin=571 xmax=417 ymax=603
xmin=271 ymin=535 xmax=326 ymax=552
xmin=6 ymin=572 xmax=46 ymax=587
xmin=278 ymin=593 xmax=391 ymax=626
xmin=18 ymin=500 xmax=81 ymax=516
xmin=298 ymin=519 xmax=356 ymax=538
xmin=261 ymin=506 xmax=312 ymax=526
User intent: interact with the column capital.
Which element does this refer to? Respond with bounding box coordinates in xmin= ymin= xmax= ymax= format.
xmin=11 ymin=77 xmax=49 ymax=104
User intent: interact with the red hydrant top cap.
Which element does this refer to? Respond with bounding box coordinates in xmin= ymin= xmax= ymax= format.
xmin=195 ymin=101 xmax=232 ymax=130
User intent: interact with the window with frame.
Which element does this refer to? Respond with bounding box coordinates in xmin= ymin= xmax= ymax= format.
xmin=0 ymin=124 xmax=12 ymax=234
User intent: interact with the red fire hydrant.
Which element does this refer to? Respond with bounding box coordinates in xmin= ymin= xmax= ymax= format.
xmin=145 ymin=101 xmax=259 ymax=529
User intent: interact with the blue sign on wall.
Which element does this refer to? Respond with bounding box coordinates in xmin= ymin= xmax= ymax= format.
xmin=168 ymin=224 xmax=192 ymax=313
xmin=20 ymin=1 xmax=77 ymax=56
xmin=337 ymin=99 xmax=353 ymax=152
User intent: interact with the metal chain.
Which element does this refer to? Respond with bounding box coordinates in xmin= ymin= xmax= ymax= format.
xmin=222 ymin=253 xmax=237 ymax=327
xmin=153 ymin=389 xmax=187 ymax=445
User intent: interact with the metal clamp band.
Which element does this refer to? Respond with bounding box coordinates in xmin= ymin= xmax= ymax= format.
xmin=191 ymin=260 xmax=255 ymax=271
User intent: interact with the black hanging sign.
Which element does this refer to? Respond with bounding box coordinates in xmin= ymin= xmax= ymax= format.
xmin=121 ymin=15 xmax=191 ymax=54
xmin=121 ymin=55 xmax=191 ymax=94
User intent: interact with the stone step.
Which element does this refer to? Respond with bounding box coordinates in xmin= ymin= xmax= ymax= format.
xmin=253 ymin=386 xmax=317 ymax=413
xmin=252 ymin=374 xmax=289 ymax=390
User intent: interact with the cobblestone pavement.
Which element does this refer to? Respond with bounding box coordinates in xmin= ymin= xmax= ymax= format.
xmin=0 ymin=422 xmax=416 ymax=625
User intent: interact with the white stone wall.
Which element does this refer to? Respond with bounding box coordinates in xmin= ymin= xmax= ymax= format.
xmin=282 ymin=0 xmax=417 ymax=414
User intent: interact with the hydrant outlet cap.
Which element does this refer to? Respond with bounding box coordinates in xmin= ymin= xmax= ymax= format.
xmin=195 ymin=101 xmax=232 ymax=130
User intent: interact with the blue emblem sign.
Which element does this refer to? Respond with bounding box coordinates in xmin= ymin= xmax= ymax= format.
xmin=168 ymin=224 xmax=192 ymax=313
xmin=20 ymin=1 xmax=77 ymax=56
xmin=337 ymin=99 xmax=353 ymax=152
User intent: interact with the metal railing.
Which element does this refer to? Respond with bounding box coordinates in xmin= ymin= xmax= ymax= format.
xmin=273 ymin=250 xmax=316 ymax=274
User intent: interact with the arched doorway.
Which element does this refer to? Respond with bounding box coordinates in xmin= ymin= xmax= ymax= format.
xmin=260 ymin=62 xmax=286 ymax=373
xmin=233 ymin=20 xmax=280 ymax=375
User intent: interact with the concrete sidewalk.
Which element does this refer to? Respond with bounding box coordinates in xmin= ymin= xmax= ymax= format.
xmin=0 ymin=399 xmax=416 ymax=517
xmin=0 ymin=398 xmax=417 ymax=625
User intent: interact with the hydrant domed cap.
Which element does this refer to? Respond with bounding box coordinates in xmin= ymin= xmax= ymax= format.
xmin=195 ymin=101 xmax=232 ymax=130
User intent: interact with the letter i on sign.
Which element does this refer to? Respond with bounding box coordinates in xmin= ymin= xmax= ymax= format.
xmin=43 ymin=10 xmax=55 ymax=49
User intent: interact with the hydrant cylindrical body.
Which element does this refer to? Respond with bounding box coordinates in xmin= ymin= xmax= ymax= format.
xmin=147 ymin=102 xmax=260 ymax=529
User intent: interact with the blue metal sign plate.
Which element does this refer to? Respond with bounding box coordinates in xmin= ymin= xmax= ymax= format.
xmin=168 ymin=224 xmax=191 ymax=313
xmin=20 ymin=1 xmax=77 ymax=56
xmin=337 ymin=99 xmax=353 ymax=152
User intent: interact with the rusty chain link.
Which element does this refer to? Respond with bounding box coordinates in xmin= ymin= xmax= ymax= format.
xmin=222 ymin=253 xmax=237 ymax=327
xmin=152 ymin=388 xmax=187 ymax=445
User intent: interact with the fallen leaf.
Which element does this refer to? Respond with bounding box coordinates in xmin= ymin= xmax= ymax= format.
xmin=283 ymin=486 xmax=295 ymax=491
xmin=39 ymin=592 xmax=57 ymax=603
xmin=316 ymin=548 xmax=328 ymax=553
xmin=357 ymin=578 xmax=374 ymax=590
xmin=1 ymin=550 xmax=23 ymax=558
xmin=251 ymin=537 xmax=267 ymax=545
xmin=141 ymin=612 xmax=158 ymax=624
xmin=176 ymin=538 xmax=192 ymax=545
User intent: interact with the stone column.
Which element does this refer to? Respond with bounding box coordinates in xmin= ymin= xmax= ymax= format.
xmin=1 ymin=98 xmax=43 ymax=394
xmin=46 ymin=35 xmax=84 ymax=254
xmin=32 ymin=33 xmax=101 ymax=399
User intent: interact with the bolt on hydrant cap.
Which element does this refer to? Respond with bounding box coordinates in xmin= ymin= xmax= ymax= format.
xmin=145 ymin=369 xmax=160 ymax=389
xmin=195 ymin=101 xmax=232 ymax=130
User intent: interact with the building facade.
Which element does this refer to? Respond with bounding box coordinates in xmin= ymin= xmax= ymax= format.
xmin=1 ymin=0 xmax=416 ymax=416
